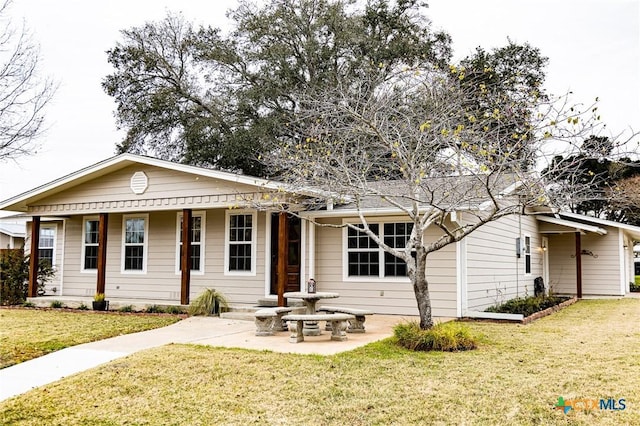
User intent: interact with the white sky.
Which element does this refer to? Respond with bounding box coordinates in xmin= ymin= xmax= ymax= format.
xmin=0 ymin=0 xmax=638 ymax=213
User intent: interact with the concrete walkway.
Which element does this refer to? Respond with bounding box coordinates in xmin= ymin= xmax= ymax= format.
xmin=0 ymin=314 xmax=408 ymax=402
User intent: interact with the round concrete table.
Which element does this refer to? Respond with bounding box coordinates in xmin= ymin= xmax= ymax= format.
xmin=284 ymin=291 xmax=339 ymax=336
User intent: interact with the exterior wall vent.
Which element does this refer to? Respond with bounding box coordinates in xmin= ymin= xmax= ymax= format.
xmin=130 ymin=171 xmax=148 ymax=194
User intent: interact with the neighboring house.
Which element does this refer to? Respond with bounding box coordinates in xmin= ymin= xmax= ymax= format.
xmin=0 ymin=154 xmax=637 ymax=316
xmin=0 ymin=219 xmax=26 ymax=249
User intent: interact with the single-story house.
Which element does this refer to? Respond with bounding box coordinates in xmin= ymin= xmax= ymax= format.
xmin=0 ymin=154 xmax=637 ymax=317
xmin=0 ymin=218 xmax=26 ymax=249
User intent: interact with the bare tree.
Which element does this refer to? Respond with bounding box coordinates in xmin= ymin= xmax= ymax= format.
xmin=262 ymin=65 xmax=634 ymax=329
xmin=0 ymin=0 xmax=55 ymax=161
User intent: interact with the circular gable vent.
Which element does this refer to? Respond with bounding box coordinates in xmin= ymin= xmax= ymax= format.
xmin=130 ymin=171 xmax=148 ymax=194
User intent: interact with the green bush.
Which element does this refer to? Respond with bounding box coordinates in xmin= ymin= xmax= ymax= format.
xmin=166 ymin=305 xmax=186 ymax=315
xmin=0 ymin=250 xmax=55 ymax=305
xmin=188 ymin=288 xmax=228 ymax=316
xmin=145 ymin=305 xmax=166 ymax=314
xmin=486 ymin=294 xmax=569 ymax=317
xmin=50 ymin=300 xmax=65 ymax=309
xmin=630 ymin=280 xmax=640 ymax=293
xmin=77 ymin=303 xmax=89 ymax=310
xmin=394 ymin=321 xmax=477 ymax=352
xmin=118 ymin=305 xmax=134 ymax=313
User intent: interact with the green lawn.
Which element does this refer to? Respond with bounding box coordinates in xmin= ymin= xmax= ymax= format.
xmin=1 ymin=299 xmax=638 ymax=425
xmin=0 ymin=308 xmax=180 ymax=369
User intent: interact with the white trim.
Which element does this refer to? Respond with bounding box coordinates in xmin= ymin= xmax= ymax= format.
xmin=264 ymin=212 xmax=272 ymax=296
xmin=456 ymin=238 xmax=467 ymax=317
xmin=619 ymin=228 xmax=626 ymax=295
xmin=59 ymin=220 xmax=66 ymax=295
xmin=224 ymin=210 xmax=257 ymax=276
xmin=300 ymin=219 xmax=306 ymax=289
xmin=537 ymin=215 xmax=607 ymax=235
xmin=80 ymin=216 xmax=99 ymax=274
xmin=560 ymin=211 xmax=640 ymax=239
xmin=121 ymin=214 xmax=149 ymax=274
xmin=175 ymin=211 xmax=206 ymax=275
xmin=308 ymin=220 xmax=316 ymax=280
xmin=341 ymin=219 xmax=413 ymax=283
xmin=542 ymin=236 xmax=549 ymax=289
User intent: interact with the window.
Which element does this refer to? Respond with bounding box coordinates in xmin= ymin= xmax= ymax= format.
xmin=524 ymin=235 xmax=531 ymax=275
xmin=225 ymin=212 xmax=256 ymax=274
xmin=347 ymin=224 xmax=380 ymax=276
xmin=83 ymin=218 xmax=99 ymax=270
xmin=177 ymin=212 xmax=205 ymax=273
xmin=346 ymin=222 xmax=413 ymax=278
xmin=38 ymin=227 xmax=55 ymax=267
xmin=122 ymin=216 xmax=147 ymax=272
xmin=384 ymin=223 xmax=414 ymax=277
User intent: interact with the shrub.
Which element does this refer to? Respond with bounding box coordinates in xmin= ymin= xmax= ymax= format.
xmin=188 ymin=288 xmax=228 ymax=316
xmin=50 ymin=300 xmax=65 ymax=309
xmin=0 ymin=249 xmax=56 ymax=305
xmin=145 ymin=305 xmax=166 ymax=314
xmin=486 ymin=294 xmax=569 ymax=317
xmin=118 ymin=305 xmax=134 ymax=313
xmin=22 ymin=301 xmax=35 ymax=308
xmin=394 ymin=321 xmax=477 ymax=352
xmin=77 ymin=303 xmax=89 ymax=310
xmin=166 ymin=305 xmax=186 ymax=315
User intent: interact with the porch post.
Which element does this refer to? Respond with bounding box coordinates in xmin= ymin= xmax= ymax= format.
xmin=277 ymin=212 xmax=288 ymax=307
xmin=181 ymin=209 xmax=192 ymax=305
xmin=575 ymin=232 xmax=582 ymax=298
xmin=96 ymin=213 xmax=109 ymax=295
xmin=28 ymin=216 xmax=41 ymax=297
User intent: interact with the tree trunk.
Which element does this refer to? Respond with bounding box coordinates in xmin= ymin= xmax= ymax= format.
xmin=411 ymin=247 xmax=433 ymax=329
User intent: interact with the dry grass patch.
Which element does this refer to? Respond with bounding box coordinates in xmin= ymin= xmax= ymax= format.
xmin=1 ymin=299 xmax=639 ymax=425
xmin=0 ymin=308 xmax=180 ymax=368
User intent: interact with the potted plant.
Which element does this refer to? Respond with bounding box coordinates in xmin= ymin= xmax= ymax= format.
xmin=92 ymin=293 xmax=109 ymax=311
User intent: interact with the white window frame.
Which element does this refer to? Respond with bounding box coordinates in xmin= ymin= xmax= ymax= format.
xmin=175 ymin=211 xmax=206 ymax=275
xmin=524 ymin=234 xmax=532 ymax=276
xmin=342 ymin=218 xmax=413 ymax=282
xmin=38 ymin=225 xmax=56 ymax=267
xmin=81 ymin=216 xmax=99 ymax=273
xmin=224 ymin=210 xmax=257 ymax=276
xmin=121 ymin=214 xmax=149 ymax=274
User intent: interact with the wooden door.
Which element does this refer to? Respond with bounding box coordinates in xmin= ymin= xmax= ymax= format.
xmin=270 ymin=213 xmax=301 ymax=294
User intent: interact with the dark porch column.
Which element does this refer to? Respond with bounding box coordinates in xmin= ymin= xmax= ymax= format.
xmin=180 ymin=209 xmax=192 ymax=305
xmin=277 ymin=212 xmax=288 ymax=307
xmin=96 ymin=213 xmax=109 ymax=295
xmin=575 ymin=232 xmax=582 ymax=298
xmin=28 ymin=216 xmax=41 ymax=297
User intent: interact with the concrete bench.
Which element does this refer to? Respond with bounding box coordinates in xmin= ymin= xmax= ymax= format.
xmin=281 ymin=313 xmax=355 ymax=343
xmin=254 ymin=307 xmax=294 ymax=336
xmin=317 ymin=306 xmax=373 ymax=333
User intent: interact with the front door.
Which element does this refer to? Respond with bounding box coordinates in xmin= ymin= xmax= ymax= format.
xmin=270 ymin=213 xmax=301 ymax=294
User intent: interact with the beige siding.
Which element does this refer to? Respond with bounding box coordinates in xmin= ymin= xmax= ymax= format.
xmin=59 ymin=210 xmax=267 ymax=304
xmin=548 ymin=226 xmax=623 ymax=296
xmin=465 ymin=214 xmax=543 ymax=311
xmin=31 ymin=165 xmax=266 ymax=215
xmin=313 ymin=217 xmax=458 ymax=317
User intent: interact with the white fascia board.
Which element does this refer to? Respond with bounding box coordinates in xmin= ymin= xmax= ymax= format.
xmin=559 ymin=212 xmax=640 ymax=239
xmin=537 ymin=215 xmax=607 ymax=235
